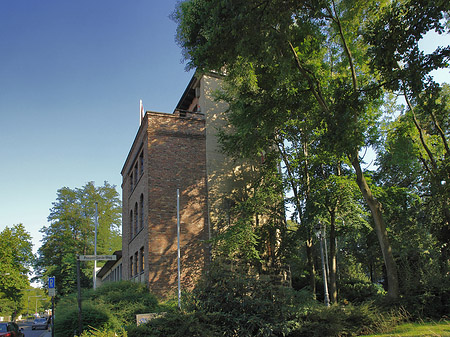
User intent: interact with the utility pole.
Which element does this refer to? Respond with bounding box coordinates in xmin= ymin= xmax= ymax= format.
xmin=94 ymin=202 xmax=98 ymax=290
xmin=177 ymin=189 xmax=181 ymax=310
xmin=77 ymin=257 xmax=82 ymax=335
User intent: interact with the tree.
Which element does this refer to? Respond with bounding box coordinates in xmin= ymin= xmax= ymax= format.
xmin=35 ymin=181 xmax=121 ymax=297
xmin=174 ymin=0 xmax=400 ymax=298
xmin=0 ymin=224 xmax=34 ymax=316
xmin=365 ymin=0 xmax=450 ymax=273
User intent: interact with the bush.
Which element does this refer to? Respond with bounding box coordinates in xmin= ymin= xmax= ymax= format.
xmin=127 ymin=311 xmax=222 ymax=337
xmin=339 ymin=279 xmax=386 ymax=303
xmin=400 ymin=286 xmax=450 ymax=319
xmin=88 ymin=281 xmax=159 ymax=326
xmin=184 ymin=263 xmax=315 ymax=337
xmin=55 ymin=281 xmax=161 ymax=336
xmin=288 ymin=303 xmax=408 ymax=337
xmin=80 ymin=326 xmax=128 ymax=337
xmin=55 ymin=302 xmax=120 ymax=337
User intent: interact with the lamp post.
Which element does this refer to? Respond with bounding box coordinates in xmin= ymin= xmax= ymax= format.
xmin=315 ymin=222 xmax=330 ymax=307
xmin=28 ymin=296 xmax=42 ymax=317
xmin=35 ymin=297 xmax=44 ymax=315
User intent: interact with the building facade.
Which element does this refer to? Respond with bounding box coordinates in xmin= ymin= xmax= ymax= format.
xmin=121 ymin=73 xmax=238 ymax=297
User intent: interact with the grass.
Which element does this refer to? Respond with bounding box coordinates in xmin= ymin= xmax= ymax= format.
xmin=362 ymin=320 xmax=450 ymax=336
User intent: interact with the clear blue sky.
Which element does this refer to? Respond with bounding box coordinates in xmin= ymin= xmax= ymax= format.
xmin=0 ymin=1 xmax=194 ymax=254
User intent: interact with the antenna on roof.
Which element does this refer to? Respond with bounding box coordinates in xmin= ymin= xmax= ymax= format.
xmin=139 ymin=99 xmax=144 ymax=125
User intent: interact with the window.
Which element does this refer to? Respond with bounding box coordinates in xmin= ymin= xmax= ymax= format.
xmin=134 ymin=163 xmax=138 ymax=186
xmin=134 ymin=202 xmax=138 ymax=234
xmin=130 ymin=256 xmax=133 ymax=277
xmin=130 ymin=172 xmax=134 ymax=192
xmin=134 ymin=252 xmax=138 ymax=277
xmin=130 ymin=210 xmax=133 ymax=238
xmin=140 ymin=194 xmax=144 ymax=231
xmin=139 ymin=151 xmax=144 ymax=176
xmin=140 ymin=247 xmax=145 ymax=273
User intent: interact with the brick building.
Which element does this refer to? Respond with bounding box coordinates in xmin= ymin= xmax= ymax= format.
xmin=121 ymin=73 xmax=247 ymax=297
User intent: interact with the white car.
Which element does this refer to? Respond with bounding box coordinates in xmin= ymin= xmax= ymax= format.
xmin=31 ymin=318 xmax=48 ymax=330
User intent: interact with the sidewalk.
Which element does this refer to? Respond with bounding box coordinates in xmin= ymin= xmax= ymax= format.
xmin=40 ymin=330 xmax=52 ymax=337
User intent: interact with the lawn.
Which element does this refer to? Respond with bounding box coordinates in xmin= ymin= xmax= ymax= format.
xmin=363 ymin=320 xmax=450 ymax=336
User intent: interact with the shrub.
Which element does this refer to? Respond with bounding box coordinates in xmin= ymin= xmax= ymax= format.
xmin=88 ymin=281 xmax=159 ymax=325
xmin=80 ymin=326 xmax=128 ymax=337
xmin=55 ymin=281 xmax=160 ymax=336
xmin=288 ymin=303 xmax=408 ymax=337
xmin=54 ymin=302 xmax=120 ymax=337
xmin=127 ymin=311 xmax=222 ymax=337
xmin=184 ymin=263 xmax=315 ymax=337
xmin=339 ymin=279 xmax=386 ymax=303
xmin=400 ymin=286 xmax=450 ymax=319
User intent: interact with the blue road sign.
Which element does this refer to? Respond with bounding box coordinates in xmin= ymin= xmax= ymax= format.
xmin=48 ymin=276 xmax=55 ymax=289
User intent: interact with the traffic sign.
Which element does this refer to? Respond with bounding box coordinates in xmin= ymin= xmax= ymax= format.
xmin=48 ymin=288 xmax=56 ymax=297
xmin=48 ymin=276 xmax=55 ymax=288
xmin=78 ymin=255 xmax=117 ymax=261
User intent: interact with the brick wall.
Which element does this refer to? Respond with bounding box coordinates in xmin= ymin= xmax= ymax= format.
xmin=122 ymin=110 xmax=210 ymax=298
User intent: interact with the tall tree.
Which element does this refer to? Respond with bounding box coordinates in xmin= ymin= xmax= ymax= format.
xmin=174 ymin=0 xmax=400 ymax=298
xmin=35 ymin=181 xmax=121 ymax=296
xmin=365 ymin=0 xmax=450 ymax=271
xmin=0 ymin=224 xmax=34 ymax=315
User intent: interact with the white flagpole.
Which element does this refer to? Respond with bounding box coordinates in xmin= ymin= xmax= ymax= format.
xmin=140 ymin=99 xmax=144 ymax=125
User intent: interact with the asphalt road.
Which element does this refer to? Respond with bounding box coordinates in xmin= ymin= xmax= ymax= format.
xmin=18 ymin=320 xmax=51 ymax=337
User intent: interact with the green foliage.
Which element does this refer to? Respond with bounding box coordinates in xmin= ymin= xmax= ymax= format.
xmin=0 ymin=224 xmax=34 ymax=315
xmin=174 ymin=0 xmax=403 ymax=299
xmin=364 ymin=320 xmax=450 ymax=337
xmin=129 ymin=264 xmax=408 ymax=337
xmin=339 ymin=279 xmax=386 ymax=303
xmin=211 ymin=158 xmax=286 ymax=267
xmin=36 ymin=181 xmax=122 ymax=297
xmin=87 ymin=281 xmax=159 ymax=326
xmin=173 ymin=0 xmax=450 ymax=319
xmin=80 ymin=326 xmax=127 ymax=337
xmin=127 ymin=312 xmax=222 ymax=337
xmin=55 ymin=281 xmax=159 ymax=337
xmin=290 ymin=303 xmax=408 ymax=337
xmin=55 ymin=301 xmax=119 ymax=337
xmin=183 ymin=263 xmax=315 ymax=337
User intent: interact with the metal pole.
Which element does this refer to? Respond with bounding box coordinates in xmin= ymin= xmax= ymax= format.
xmin=177 ymin=189 xmax=181 ymax=310
xmin=324 ymin=231 xmax=330 ymax=284
xmin=51 ymin=295 xmax=55 ymax=337
xmin=94 ymin=202 xmax=98 ymax=290
xmin=77 ymin=257 xmax=82 ymax=335
xmin=319 ymin=223 xmax=330 ymax=306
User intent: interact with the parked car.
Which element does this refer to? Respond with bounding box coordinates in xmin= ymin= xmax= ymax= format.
xmin=32 ymin=317 xmax=48 ymax=330
xmin=0 ymin=322 xmax=24 ymax=337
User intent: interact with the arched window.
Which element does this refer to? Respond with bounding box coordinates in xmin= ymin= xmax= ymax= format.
xmin=140 ymin=194 xmax=144 ymax=230
xmin=129 ymin=256 xmax=133 ymax=277
xmin=139 ymin=151 xmax=144 ymax=176
xmin=134 ymin=202 xmax=138 ymax=234
xmin=130 ymin=210 xmax=133 ymax=238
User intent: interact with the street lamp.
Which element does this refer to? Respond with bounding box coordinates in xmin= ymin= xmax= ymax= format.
xmin=315 ymin=222 xmax=330 ymax=307
xmin=28 ymin=296 xmax=42 ymax=317
xmin=35 ymin=297 xmax=44 ymax=315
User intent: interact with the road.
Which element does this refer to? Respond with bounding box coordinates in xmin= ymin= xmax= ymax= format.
xmin=18 ymin=320 xmax=51 ymax=337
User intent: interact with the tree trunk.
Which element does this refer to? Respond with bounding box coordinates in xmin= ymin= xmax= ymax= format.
xmin=351 ymin=155 xmax=399 ymax=299
xmin=329 ymin=211 xmax=337 ymax=304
